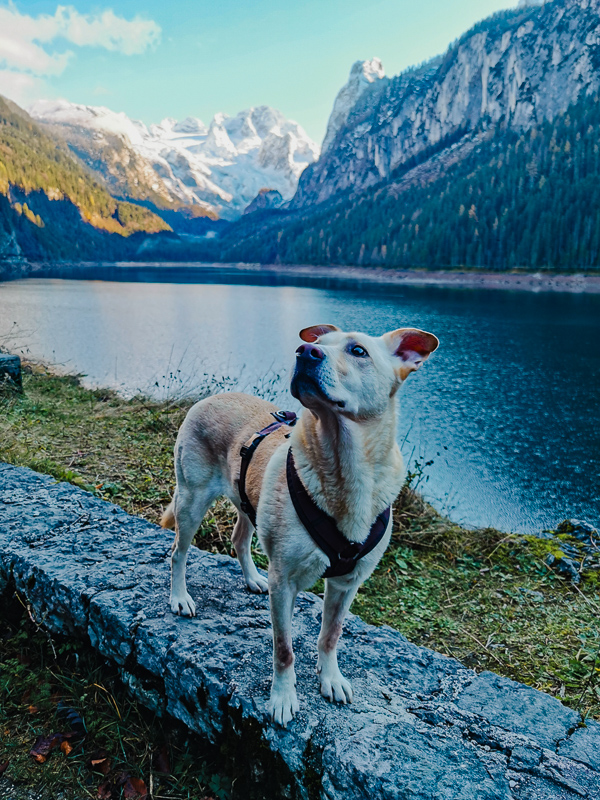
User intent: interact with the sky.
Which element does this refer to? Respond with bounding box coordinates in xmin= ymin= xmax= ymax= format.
xmin=1 ymin=0 xmax=519 ymax=144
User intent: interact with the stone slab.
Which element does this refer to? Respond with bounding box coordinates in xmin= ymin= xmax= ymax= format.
xmin=0 ymin=354 xmax=21 ymax=390
xmin=0 ymin=463 xmax=599 ymax=799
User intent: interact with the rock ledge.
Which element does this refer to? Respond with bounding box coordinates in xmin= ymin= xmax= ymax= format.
xmin=0 ymin=463 xmax=599 ymax=799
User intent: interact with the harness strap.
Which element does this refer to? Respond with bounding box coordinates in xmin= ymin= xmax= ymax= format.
xmin=238 ymin=410 xmax=297 ymax=527
xmin=286 ymin=448 xmax=391 ymax=579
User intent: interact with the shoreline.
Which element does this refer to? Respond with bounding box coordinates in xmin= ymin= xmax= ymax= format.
xmin=2 ymin=260 xmax=600 ymax=294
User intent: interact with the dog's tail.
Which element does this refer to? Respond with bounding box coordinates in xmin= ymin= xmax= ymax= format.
xmin=160 ymin=500 xmax=176 ymax=530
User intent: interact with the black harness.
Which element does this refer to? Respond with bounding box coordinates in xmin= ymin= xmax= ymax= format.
xmin=238 ymin=411 xmax=391 ymax=579
xmin=238 ymin=410 xmax=298 ymax=526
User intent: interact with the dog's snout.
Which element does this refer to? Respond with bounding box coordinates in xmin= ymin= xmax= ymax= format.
xmin=296 ymin=344 xmax=325 ymax=361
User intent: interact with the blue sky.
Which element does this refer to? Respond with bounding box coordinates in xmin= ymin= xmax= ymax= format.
xmin=1 ymin=0 xmax=516 ymax=143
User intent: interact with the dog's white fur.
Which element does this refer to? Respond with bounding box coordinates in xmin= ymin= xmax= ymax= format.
xmin=161 ymin=324 xmax=438 ymax=726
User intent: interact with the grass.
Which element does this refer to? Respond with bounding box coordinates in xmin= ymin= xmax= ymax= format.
xmin=0 ymin=598 xmax=231 ymax=800
xmin=1 ymin=365 xmax=599 ymax=796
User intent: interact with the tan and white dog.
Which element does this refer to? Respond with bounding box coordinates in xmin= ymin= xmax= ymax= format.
xmin=161 ymin=324 xmax=439 ymax=726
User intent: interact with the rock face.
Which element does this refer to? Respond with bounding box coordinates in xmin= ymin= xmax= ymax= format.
xmin=1 ymin=462 xmax=599 ymax=800
xmin=243 ymin=188 xmax=285 ymax=215
xmin=0 ymin=354 xmax=21 ymax=390
xmin=294 ymin=0 xmax=600 ymax=208
xmin=29 ymin=101 xmax=319 ymax=220
xmin=321 ymin=58 xmax=386 ymax=154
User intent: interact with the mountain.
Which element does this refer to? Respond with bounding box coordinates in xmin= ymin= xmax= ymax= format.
xmin=243 ymin=188 xmax=284 ymax=216
xmin=0 ymin=95 xmax=171 ymax=266
xmin=208 ymin=90 xmax=600 ymax=270
xmin=321 ymin=57 xmax=385 ymax=154
xmin=29 ymin=100 xmax=319 ymax=221
xmin=293 ymin=0 xmax=600 ymax=210
xmin=198 ymin=0 xmax=600 ymax=271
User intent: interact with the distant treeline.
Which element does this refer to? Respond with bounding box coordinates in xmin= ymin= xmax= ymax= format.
xmin=209 ymin=93 xmax=600 ymax=271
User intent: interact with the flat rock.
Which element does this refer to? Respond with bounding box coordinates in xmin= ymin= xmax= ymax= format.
xmin=0 ymin=463 xmax=598 ymax=799
xmin=0 ymin=354 xmax=21 ymax=390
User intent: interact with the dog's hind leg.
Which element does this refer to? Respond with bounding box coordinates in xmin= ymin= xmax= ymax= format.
xmin=231 ymin=510 xmax=268 ymax=594
xmin=317 ymin=580 xmax=359 ymax=703
xmin=170 ymin=483 xmax=216 ymax=616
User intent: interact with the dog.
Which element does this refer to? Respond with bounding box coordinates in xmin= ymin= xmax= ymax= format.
xmin=161 ymin=323 xmax=439 ymax=726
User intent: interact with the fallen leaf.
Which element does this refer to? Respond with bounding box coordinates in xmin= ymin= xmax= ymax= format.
xmin=30 ymin=734 xmax=62 ymax=764
xmin=89 ymin=749 xmax=111 ymax=775
xmin=96 ymin=779 xmax=112 ymax=799
xmin=123 ymin=776 xmax=148 ymax=799
xmin=0 ymin=760 xmax=9 ymax=776
xmin=57 ymin=701 xmax=85 ymax=734
xmin=30 ymin=732 xmax=76 ymax=764
xmin=27 ymin=705 xmax=39 ymax=714
xmin=60 ymin=740 xmax=73 ymax=756
xmin=155 ymin=745 xmax=170 ymax=775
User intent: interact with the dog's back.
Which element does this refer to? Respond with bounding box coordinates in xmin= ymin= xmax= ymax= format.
xmin=161 ymin=391 xmax=290 ymax=530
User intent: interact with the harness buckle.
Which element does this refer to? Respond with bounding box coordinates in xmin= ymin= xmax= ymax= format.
xmin=271 ymin=410 xmax=297 ymax=426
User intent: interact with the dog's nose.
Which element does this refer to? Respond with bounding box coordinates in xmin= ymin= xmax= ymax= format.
xmin=296 ymin=344 xmax=324 ymax=361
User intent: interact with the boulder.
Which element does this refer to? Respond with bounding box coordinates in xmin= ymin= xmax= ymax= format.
xmin=0 ymin=353 xmax=22 ymax=391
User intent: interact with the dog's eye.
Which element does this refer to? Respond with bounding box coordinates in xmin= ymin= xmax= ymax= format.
xmin=350 ymin=344 xmax=368 ymax=358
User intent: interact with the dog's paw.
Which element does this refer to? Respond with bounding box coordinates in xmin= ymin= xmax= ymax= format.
xmin=268 ymin=684 xmax=299 ymax=727
xmin=318 ymin=668 xmax=353 ymax=704
xmin=170 ymin=592 xmax=196 ymax=617
xmin=246 ymin=574 xmax=269 ymax=594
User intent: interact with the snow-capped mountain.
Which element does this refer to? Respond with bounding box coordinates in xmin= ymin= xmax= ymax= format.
xmin=29 ymin=100 xmax=319 ymax=219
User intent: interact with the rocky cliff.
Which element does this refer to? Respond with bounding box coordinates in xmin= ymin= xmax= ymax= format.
xmin=294 ymin=0 xmax=600 ymax=208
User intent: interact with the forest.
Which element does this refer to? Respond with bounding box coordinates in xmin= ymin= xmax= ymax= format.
xmin=210 ymin=92 xmax=600 ymax=272
xmin=0 ymin=96 xmax=169 ymax=261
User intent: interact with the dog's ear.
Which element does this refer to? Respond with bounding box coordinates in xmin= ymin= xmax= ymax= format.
xmin=383 ymin=328 xmax=439 ymax=378
xmin=299 ymin=324 xmax=340 ymax=343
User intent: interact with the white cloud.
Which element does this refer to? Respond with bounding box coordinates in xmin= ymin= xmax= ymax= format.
xmin=0 ymin=69 xmax=45 ymax=106
xmin=0 ymin=3 xmax=161 ymax=78
xmin=57 ymin=7 xmax=162 ymax=56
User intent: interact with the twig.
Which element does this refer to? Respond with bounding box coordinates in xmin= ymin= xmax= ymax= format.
xmin=457 ymin=626 xmax=506 ymax=666
xmin=576 ymin=646 xmax=600 ymax=710
xmin=23 ymin=599 xmax=58 ymax=661
xmin=486 ymin=534 xmax=519 ymax=561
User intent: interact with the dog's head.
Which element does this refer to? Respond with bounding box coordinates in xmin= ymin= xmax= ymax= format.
xmin=290 ymin=324 xmax=439 ymax=420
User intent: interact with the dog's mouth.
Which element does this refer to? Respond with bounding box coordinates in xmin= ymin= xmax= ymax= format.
xmin=290 ymin=373 xmax=346 ymax=409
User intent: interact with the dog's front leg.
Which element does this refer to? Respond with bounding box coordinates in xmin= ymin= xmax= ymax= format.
xmin=317 ymin=580 xmax=359 ymax=704
xmin=267 ymin=574 xmax=299 ymax=727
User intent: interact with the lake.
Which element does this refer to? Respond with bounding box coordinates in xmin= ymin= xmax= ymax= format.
xmin=1 ymin=276 xmax=598 ymax=534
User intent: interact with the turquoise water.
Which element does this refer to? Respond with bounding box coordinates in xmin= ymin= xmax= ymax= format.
xmin=1 ymin=277 xmax=598 ymax=533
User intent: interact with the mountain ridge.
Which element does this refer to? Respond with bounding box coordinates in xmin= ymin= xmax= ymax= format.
xmin=29 ymin=100 xmax=319 ymax=221
xmin=191 ymin=0 xmax=600 ymax=271
xmin=293 ymin=0 xmax=600 ymax=210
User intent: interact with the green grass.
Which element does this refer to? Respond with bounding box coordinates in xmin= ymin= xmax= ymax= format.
xmin=1 ymin=365 xmax=599 ymax=796
xmin=0 ymin=597 xmax=231 ymax=799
